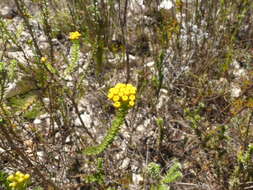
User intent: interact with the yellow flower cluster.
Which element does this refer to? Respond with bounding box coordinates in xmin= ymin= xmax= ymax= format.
xmin=108 ymin=83 xmax=137 ymax=109
xmin=69 ymin=31 xmax=81 ymax=40
xmin=40 ymin=56 xmax=47 ymax=63
xmin=7 ymin=171 xmax=30 ymax=189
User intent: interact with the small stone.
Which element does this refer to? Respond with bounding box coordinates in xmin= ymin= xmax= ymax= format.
xmin=146 ymin=61 xmax=155 ymax=67
xmin=120 ymin=158 xmax=130 ymax=169
xmin=43 ymin=98 xmax=50 ymax=104
xmin=74 ymin=113 xmax=92 ymax=128
xmin=136 ymin=124 xmax=145 ymax=133
xmin=65 ymin=136 xmax=71 ymax=144
xmin=159 ymin=0 xmax=173 ymax=10
xmin=132 ymin=173 xmax=143 ymax=185
xmin=129 ymin=55 xmax=136 ymax=61
xmin=231 ymin=85 xmax=241 ymax=98
xmin=33 ymin=119 xmax=42 ymax=124
xmin=55 ymin=132 xmax=61 ymax=139
xmin=37 ymin=151 xmax=44 ymax=160
xmin=0 ymin=147 xmax=5 ymax=153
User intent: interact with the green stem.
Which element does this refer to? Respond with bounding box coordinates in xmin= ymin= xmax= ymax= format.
xmin=83 ymin=109 xmax=128 ymax=155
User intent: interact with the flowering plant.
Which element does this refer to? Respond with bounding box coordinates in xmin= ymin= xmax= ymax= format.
xmin=7 ymin=171 xmax=30 ymax=190
xmin=84 ymin=83 xmax=137 ymax=155
xmin=107 ymin=83 xmax=137 ymax=109
xmin=69 ymin=31 xmax=81 ymax=40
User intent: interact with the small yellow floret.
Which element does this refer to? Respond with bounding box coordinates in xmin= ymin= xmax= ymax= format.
xmin=108 ymin=93 xmax=114 ymax=99
xmin=109 ymin=88 xmax=114 ymax=93
xmin=113 ymin=96 xmax=120 ymax=102
xmin=129 ymin=101 xmax=135 ymax=107
xmin=18 ymin=178 xmax=24 ymax=183
xmin=69 ymin=31 xmax=81 ymax=40
xmin=124 ymin=89 xmax=130 ymax=95
xmin=118 ymin=92 xmax=124 ymax=97
xmin=126 ymin=84 xmax=133 ymax=88
xmin=130 ymin=87 xmax=137 ymax=94
xmin=115 ymin=83 xmax=125 ymax=89
xmin=40 ymin=57 xmax=47 ymax=63
xmin=129 ymin=95 xmax=135 ymax=101
xmin=7 ymin=174 xmax=14 ymax=181
xmin=9 ymin=182 xmax=17 ymax=187
xmin=15 ymin=171 xmax=22 ymax=176
xmin=24 ymin=174 xmax=30 ymax=180
xmin=7 ymin=171 xmax=30 ymax=188
xmin=114 ymin=102 xmax=121 ymax=108
xmin=111 ymin=88 xmax=119 ymax=94
xmin=122 ymin=96 xmax=128 ymax=101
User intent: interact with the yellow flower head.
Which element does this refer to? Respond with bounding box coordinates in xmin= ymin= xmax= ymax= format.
xmin=130 ymin=87 xmax=137 ymax=94
xmin=118 ymin=92 xmax=124 ymax=97
xmin=108 ymin=83 xmax=137 ymax=109
xmin=9 ymin=182 xmax=17 ymax=187
xmin=15 ymin=171 xmax=22 ymax=177
xmin=24 ymin=174 xmax=30 ymax=180
xmin=40 ymin=57 xmax=47 ymax=63
xmin=129 ymin=95 xmax=135 ymax=101
xmin=114 ymin=102 xmax=121 ymax=108
xmin=7 ymin=171 xmax=30 ymax=188
xmin=69 ymin=31 xmax=81 ymax=40
xmin=129 ymin=101 xmax=135 ymax=107
xmin=7 ymin=174 xmax=14 ymax=181
xmin=108 ymin=92 xmax=114 ymax=99
xmin=18 ymin=178 xmax=24 ymax=183
xmin=122 ymin=95 xmax=128 ymax=101
xmin=113 ymin=95 xmax=120 ymax=102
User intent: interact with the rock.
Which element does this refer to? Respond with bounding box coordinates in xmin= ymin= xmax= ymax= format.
xmin=231 ymin=60 xmax=247 ymax=78
xmin=230 ymin=84 xmax=241 ymax=98
xmin=120 ymin=158 xmax=130 ymax=169
xmin=0 ymin=147 xmax=5 ymax=153
xmin=74 ymin=113 xmax=92 ymax=128
xmin=37 ymin=151 xmax=44 ymax=160
xmin=132 ymin=173 xmax=143 ymax=185
xmin=65 ymin=136 xmax=71 ymax=144
xmin=0 ymin=6 xmax=18 ymax=19
xmin=4 ymin=77 xmax=37 ymax=99
xmin=158 ymin=0 xmax=173 ymax=10
xmin=33 ymin=118 xmax=42 ymax=124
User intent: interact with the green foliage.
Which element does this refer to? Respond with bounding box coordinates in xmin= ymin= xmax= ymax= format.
xmin=6 ymin=91 xmax=43 ymax=119
xmin=151 ymin=184 xmax=169 ymax=190
xmin=147 ymin=161 xmax=183 ymax=190
xmin=147 ymin=162 xmax=161 ymax=179
xmin=64 ymin=41 xmax=80 ymax=76
xmin=84 ymin=158 xmax=105 ymax=185
xmin=4 ymin=78 xmax=38 ymax=99
xmin=44 ymin=62 xmax=57 ymax=75
xmin=229 ymin=144 xmax=253 ymax=188
xmin=184 ymin=102 xmax=205 ymax=129
xmin=83 ymin=109 xmax=127 ymax=155
xmin=156 ymin=117 xmax=165 ymax=151
xmin=161 ymin=162 xmax=183 ymax=184
xmin=0 ymin=170 xmax=11 ymax=190
xmin=237 ymin=144 xmax=253 ymax=166
xmin=23 ymin=101 xmax=44 ymax=120
xmin=153 ymin=51 xmax=165 ymax=97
